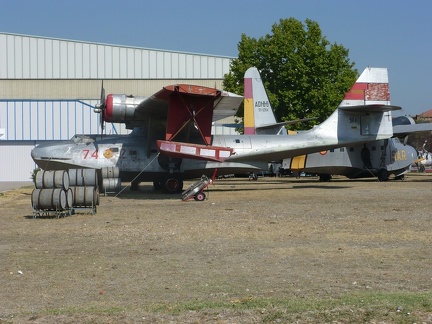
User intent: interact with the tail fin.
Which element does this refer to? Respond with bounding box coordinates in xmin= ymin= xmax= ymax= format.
xmin=283 ymin=68 xmax=392 ymax=171
xmin=244 ymin=67 xmax=287 ymax=135
xmin=339 ymin=67 xmax=390 ymax=107
xmin=313 ymin=66 xmax=397 ymax=142
xmin=244 ymin=66 xmax=392 ymax=134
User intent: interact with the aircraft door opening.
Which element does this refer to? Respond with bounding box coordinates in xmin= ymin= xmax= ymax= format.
xmin=360 ymin=114 xmax=381 ymax=136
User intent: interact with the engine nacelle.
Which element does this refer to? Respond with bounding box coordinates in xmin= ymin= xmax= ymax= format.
xmin=103 ymin=94 xmax=147 ymax=123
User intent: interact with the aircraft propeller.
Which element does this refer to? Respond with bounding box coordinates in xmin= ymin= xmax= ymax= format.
xmin=403 ymin=135 xmax=409 ymax=146
xmin=94 ymin=81 xmax=106 ymax=134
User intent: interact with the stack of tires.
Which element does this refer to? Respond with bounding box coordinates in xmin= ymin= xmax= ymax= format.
xmin=100 ymin=167 xmax=121 ymax=195
xmin=31 ymin=170 xmax=73 ymax=217
xmin=68 ymin=169 xmax=100 ymax=214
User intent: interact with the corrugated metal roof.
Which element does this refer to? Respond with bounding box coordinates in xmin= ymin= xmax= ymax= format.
xmin=0 ymin=32 xmax=235 ymax=58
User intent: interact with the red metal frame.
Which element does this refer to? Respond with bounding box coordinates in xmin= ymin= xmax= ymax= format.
xmin=164 ymin=84 xmax=220 ymax=145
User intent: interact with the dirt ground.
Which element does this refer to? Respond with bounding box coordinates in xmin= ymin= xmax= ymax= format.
xmin=0 ymin=173 xmax=431 ymax=323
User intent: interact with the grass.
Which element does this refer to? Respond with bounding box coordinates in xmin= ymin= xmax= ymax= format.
xmin=16 ymin=291 xmax=430 ymax=323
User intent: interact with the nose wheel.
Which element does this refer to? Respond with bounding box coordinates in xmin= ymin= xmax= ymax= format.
xmin=377 ymin=168 xmax=389 ymax=182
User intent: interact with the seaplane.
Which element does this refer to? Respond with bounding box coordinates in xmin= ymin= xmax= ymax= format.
xmin=31 ymin=67 xmax=400 ymax=193
xmin=243 ymin=66 xmax=428 ymax=181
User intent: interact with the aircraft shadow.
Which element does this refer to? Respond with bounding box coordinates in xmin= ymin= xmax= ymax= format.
xmin=106 ymin=187 xmax=183 ymax=200
xmin=105 ymin=179 xmax=354 ymax=200
xmin=209 ymin=184 xmax=352 ymax=193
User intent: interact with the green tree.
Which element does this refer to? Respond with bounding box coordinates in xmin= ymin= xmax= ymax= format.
xmin=223 ymin=18 xmax=358 ymax=130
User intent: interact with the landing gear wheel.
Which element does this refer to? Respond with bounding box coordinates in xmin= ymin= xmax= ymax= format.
xmin=130 ymin=179 xmax=140 ymax=191
xmin=153 ymin=181 xmax=162 ymax=190
xmin=377 ymin=169 xmax=389 ymax=182
xmin=319 ymin=174 xmax=332 ymax=182
xmin=194 ymin=191 xmax=206 ymax=201
xmin=162 ymin=177 xmax=184 ymax=194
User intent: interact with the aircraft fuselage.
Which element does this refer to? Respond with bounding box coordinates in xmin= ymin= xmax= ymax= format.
xmin=31 ymin=134 xmax=268 ymax=183
xmin=282 ymin=137 xmax=417 ymax=180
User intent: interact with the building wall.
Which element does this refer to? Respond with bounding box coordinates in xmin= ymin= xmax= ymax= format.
xmin=0 ymin=142 xmax=38 ymax=181
xmin=0 ymin=33 xmax=239 ymax=181
xmin=0 ymin=100 xmax=129 ymax=141
xmin=0 ymin=79 xmax=226 ymax=100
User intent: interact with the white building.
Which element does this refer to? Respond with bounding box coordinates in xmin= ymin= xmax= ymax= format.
xmin=0 ymin=32 xmax=238 ymax=181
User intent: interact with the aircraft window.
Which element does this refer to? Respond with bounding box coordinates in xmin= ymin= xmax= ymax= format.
xmin=372 ymin=146 xmax=376 ymax=151
xmin=235 ymin=139 xmax=240 ymax=143
xmin=330 ymin=149 xmax=334 ymax=152
xmin=340 ymin=148 xmax=345 ymax=152
xmin=71 ymin=134 xmax=95 ymax=144
xmin=110 ymin=147 xmax=119 ymax=152
xmin=349 ymin=147 xmax=354 ymax=152
xmin=129 ymin=150 xmax=137 ymax=156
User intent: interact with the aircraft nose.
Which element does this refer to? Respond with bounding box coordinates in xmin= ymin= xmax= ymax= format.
xmin=31 ymin=145 xmax=40 ymax=159
xmin=31 ymin=143 xmax=50 ymax=158
xmin=31 ymin=142 xmax=62 ymax=160
xmin=408 ymin=145 xmax=418 ymax=160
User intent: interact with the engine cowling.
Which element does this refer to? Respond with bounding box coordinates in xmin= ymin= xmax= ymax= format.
xmin=103 ymin=94 xmax=147 ymax=123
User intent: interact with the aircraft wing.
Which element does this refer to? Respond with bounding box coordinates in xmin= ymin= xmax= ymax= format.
xmin=393 ymin=123 xmax=432 ymax=136
xmin=221 ymin=118 xmax=316 ymax=129
xmin=256 ymin=118 xmax=317 ymax=130
xmin=133 ymin=84 xmax=242 ymax=122
xmin=102 ymin=84 xmax=242 ymax=144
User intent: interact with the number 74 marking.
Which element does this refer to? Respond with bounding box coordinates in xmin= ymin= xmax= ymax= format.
xmin=82 ymin=149 xmax=98 ymax=159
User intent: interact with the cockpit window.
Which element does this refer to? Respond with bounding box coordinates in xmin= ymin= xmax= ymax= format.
xmin=71 ymin=134 xmax=95 ymax=144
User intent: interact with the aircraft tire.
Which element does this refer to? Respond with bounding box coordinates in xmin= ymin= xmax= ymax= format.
xmin=153 ymin=181 xmax=162 ymax=190
xmin=377 ymin=169 xmax=389 ymax=182
xmin=319 ymin=174 xmax=332 ymax=182
xmin=130 ymin=179 xmax=140 ymax=191
xmin=162 ymin=177 xmax=184 ymax=194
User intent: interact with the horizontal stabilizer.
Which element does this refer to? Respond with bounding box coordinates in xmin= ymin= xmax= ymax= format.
xmin=339 ymin=104 xmax=401 ymax=113
xmin=256 ymin=117 xmax=317 ymax=130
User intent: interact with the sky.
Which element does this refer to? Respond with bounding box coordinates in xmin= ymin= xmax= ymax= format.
xmin=1 ymin=0 xmax=431 ymax=117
